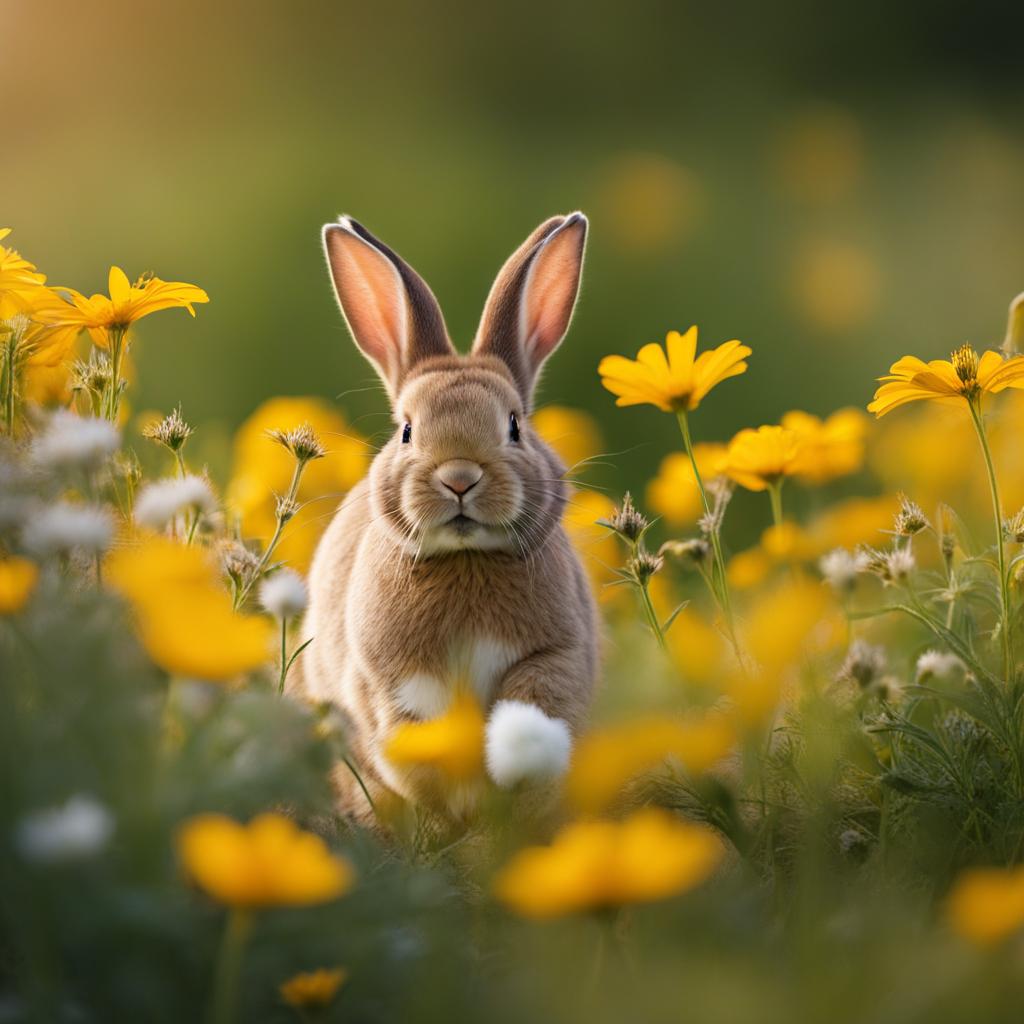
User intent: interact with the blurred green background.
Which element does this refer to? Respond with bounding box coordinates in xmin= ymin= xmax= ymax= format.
xmin=6 ymin=0 xmax=1024 ymax=496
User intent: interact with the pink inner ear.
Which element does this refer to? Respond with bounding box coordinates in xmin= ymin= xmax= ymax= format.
xmin=521 ymin=223 xmax=585 ymax=370
xmin=324 ymin=228 xmax=407 ymax=382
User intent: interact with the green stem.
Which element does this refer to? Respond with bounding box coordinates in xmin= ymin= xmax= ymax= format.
xmin=768 ymin=481 xmax=784 ymax=530
xmin=3 ymin=332 xmax=16 ymax=436
xmin=277 ymin=618 xmax=288 ymax=695
xmin=637 ymin=572 xmax=668 ymax=652
xmin=675 ymin=409 xmax=742 ymax=665
xmin=234 ymin=461 xmax=305 ymax=609
xmin=105 ymin=327 xmax=126 ymax=422
xmin=208 ymin=908 xmax=252 ymax=1024
xmin=968 ymin=399 xmax=1012 ymax=679
xmin=342 ymin=756 xmax=377 ymax=816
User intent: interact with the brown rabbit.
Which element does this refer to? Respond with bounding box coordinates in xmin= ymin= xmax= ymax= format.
xmin=291 ymin=213 xmax=598 ymax=826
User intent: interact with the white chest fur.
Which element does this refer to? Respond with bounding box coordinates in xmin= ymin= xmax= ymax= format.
xmin=395 ymin=637 xmax=519 ymax=718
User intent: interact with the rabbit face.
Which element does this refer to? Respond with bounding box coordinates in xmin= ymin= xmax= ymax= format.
xmin=369 ymin=361 xmax=566 ymax=556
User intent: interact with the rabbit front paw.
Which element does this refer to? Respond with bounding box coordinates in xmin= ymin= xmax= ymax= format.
xmin=485 ymin=700 xmax=571 ymax=788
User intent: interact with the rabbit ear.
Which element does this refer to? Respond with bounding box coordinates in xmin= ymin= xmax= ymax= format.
xmin=322 ymin=217 xmax=454 ymax=398
xmin=473 ymin=212 xmax=588 ymax=403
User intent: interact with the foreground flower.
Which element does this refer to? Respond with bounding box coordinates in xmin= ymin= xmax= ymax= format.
xmin=0 ymin=556 xmax=39 ymax=614
xmin=868 ymin=344 xmax=1024 ymax=418
xmin=725 ymin=425 xmax=802 ymax=492
xmin=107 ymin=537 xmax=272 ymax=681
xmin=30 ymin=411 xmax=120 ymax=472
xmin=133 ymin=475 xmax=216 ymax=530
xmin=494 ymin=808 xmax=723 ymax=918
xmin=598 ymin=327 xmax=751 ymax=413
xmin=259 ymin=568 xmax=309 ymax=620
xmin=279 ymin=968 xmax=347 ymax=1010
xmin=177 ymin=813 xmax=354 ymax=908
xmin=385 ymin=691 xmax=485 ymax=781
xmin=947 ymin=864 xmax=1024 ymax=945
xmin=23 ymin=502 xmax=114 ymax=557
xmin=42 ymin=266 xmax=209 ymax=347
xmin=566 ymin=714 xmax=735 ymax=813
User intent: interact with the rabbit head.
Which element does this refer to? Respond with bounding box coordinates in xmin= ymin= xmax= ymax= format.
xmin=322 ymin=214 xmax=588 ymax=558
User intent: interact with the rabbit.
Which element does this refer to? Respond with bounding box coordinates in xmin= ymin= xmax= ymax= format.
xmin=291 ymin=213 xmax=598 ymax=827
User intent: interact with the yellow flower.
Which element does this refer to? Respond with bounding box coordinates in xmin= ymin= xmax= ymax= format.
xmin=868 ymin=345 xmax=1024 ymax=418
xmin=727 ymin=547 xmax=772 ymax=590
xmin=494 ymin=808 xmax=723 ymax=918
xmin=666 ymin=607 xmax=725 ymax=684
xmin=107 ymin=537 xmax=272 ymax=682
xmin=0 ymin=228 xmax=47 ymax=308
xmin=808 ymin=494 xmax=899 ymax=551
xmin=745 ymin=574 xmax=841 ymax=671
xmin=0 ymin=557 xmax=39 ymax=614
xmin=279 ymin=968 xmax=347 ymax=1009
xmin=532 ymin=405 xmax=603 ymax=473
xmin=559 ymin=489 xmax=621 ymax=599
xmin=781 ymin=408 xmax=867 ymax=483
xmin=42 ymin=266 xmax=209 ymax=347
xmin=946 ymin=865 xmax=1024 ymax=945
xmin=229 ymin=397 xmax=368 ymax=572
xmin=599 ymin=327 xmax=751 ymax=413
xmin=177 ymin=813 xmax=354 ymax=908
xmin=647 ymin=442 xmax=728 ymax=526
xmin=725 ymin=425 xmax=802 ymax=492
xmin=566 ymin=713 xmax=734 ymax=813
xmin=385 ymin=691 xmax=485 ymax=781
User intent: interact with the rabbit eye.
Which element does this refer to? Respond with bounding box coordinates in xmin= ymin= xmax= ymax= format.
xmin=401 ymin=422 xmax=412 ymax=444
xmin=509 ymin=412 xmax=520 ymax=443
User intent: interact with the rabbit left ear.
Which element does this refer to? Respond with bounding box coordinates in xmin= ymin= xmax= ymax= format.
xmin=473 ymin=212 xmax=588 ymax=404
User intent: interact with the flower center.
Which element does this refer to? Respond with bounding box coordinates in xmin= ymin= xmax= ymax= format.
xmin=951 ymin=344 xmax=979 ymax=388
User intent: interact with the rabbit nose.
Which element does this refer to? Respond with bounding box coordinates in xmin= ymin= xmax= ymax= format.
xmin=436 ymin=459 xmax=483 ymax=497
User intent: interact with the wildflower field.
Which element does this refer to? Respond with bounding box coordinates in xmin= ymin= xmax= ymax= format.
xmin=4 ymin=211 xmax=1024 ymax=1024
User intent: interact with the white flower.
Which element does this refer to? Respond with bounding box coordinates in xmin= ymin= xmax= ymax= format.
xmin=31 ymin=411 xmax=120 ymax=472
xmin=885 ymin=547 xmax=916 ymax=583
xmin=16 ymin=795 xmax=114 ymax=863
xmin=485 ymin=700 xmax=571 ymax=788
xmin=819 ymin=548 xmax=868 ymax=592
xmin=22 ymin=502 xmax=114 ymax=556
xmin=916 ymin=650 xmax=965 ymax=683
xmin=259 ymin=569 xmax=308 ymax=619
xmin=133 ymin=475 xmax=216 ymax=530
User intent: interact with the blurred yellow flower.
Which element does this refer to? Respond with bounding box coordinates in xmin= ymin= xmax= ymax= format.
xmin=385 ymin=691 xmax=485 ymax=781
xmin=230 ymin=396 xmax=368 ymax=572
xmin=788 ymin=239 xmax=879 ymax=333
xmin=760 ymin=522 xmax=815 ymax=562
xmin=107 ymin=537 xmax=272 ymax=682
xmin=727 ymin=547 xmax=772 ymax=590
xmin=666 ymin=607 xmax=725 ymax=683
xmin=599 ymin=327 xmax=750 ymax=413
xmin=0 ymin=557 xmax=39 ymax=614
xmin=279 ymin=967 xmax=347 ymax=1009
xmin=494 ymin=808 xmax=723 ymax=918
xmin=781 ymin=408 xmax=867 ymax=484
xmin=869 ymin=345 xmax=1024 ymax=418
xmin=808 ymin=494 xmax=899 ymax=551
xmin=22 ymin=360 xmax=72 ymax=406
xmin=946 ymin=865 xmax=1024 ymax=945
xmin=42 ymin=266 xmax=209 ymax=348
xmin=566 ymin=713 xmax=735 ymax=813
xmin=647 ymin=443 xmax=728 ymax=526
xmin=725 ymin=425 xmax=802 ymax=492
xmin=745 ymin=574 xmax=841 ymax=671
xmin=561 ymin=489 xmax=621 ymax=597
xmin=177 ymin=813 xmax=354 ymax=908
xmin=532 ymin=405 xmax=603 ymax=473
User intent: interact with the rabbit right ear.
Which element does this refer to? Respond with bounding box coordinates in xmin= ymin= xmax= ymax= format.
xmin=322 ymin=217 xmax=454 ymax=399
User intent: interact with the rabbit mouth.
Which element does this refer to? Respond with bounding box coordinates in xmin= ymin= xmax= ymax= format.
xmin=445 ymin=513 xmax=479 ymax=534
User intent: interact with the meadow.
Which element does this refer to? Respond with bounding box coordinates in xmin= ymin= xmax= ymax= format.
xmin=3 ymin=222 xmax=1024 ymax=1023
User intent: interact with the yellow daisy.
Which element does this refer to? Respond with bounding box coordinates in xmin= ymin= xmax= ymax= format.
xmin=868 ymin=344 xmax=1024 ymax=417
xmin=43 ymin=266 xmax=209 ymax=347
xmin=599 ymin=326 xmax=751 ymax=413
xmin=724 ymin=425 xmax=803 ymax=492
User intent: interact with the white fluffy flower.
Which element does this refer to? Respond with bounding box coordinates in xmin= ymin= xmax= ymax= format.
xmin=916 ymin=650 xmax=965 ymax=683
xmin=485 ymin=700 xmax=571 ymax=788
xmin=134 ymin=474 xmax=216 ymax=530
xmin=16 ymin=795 xmax=114 ymax=863
xmin=31 ymin=411 xmax=120 ymax=472
xmin=23 ymin=502 xmax=114 ymax=556
xmin=819 ymin=548 xmax=868 ymax=592
xmin=259 ymin=569 xmax=308 ymax=619
xmin=885 ymin=547 xmax=916 ymax=583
